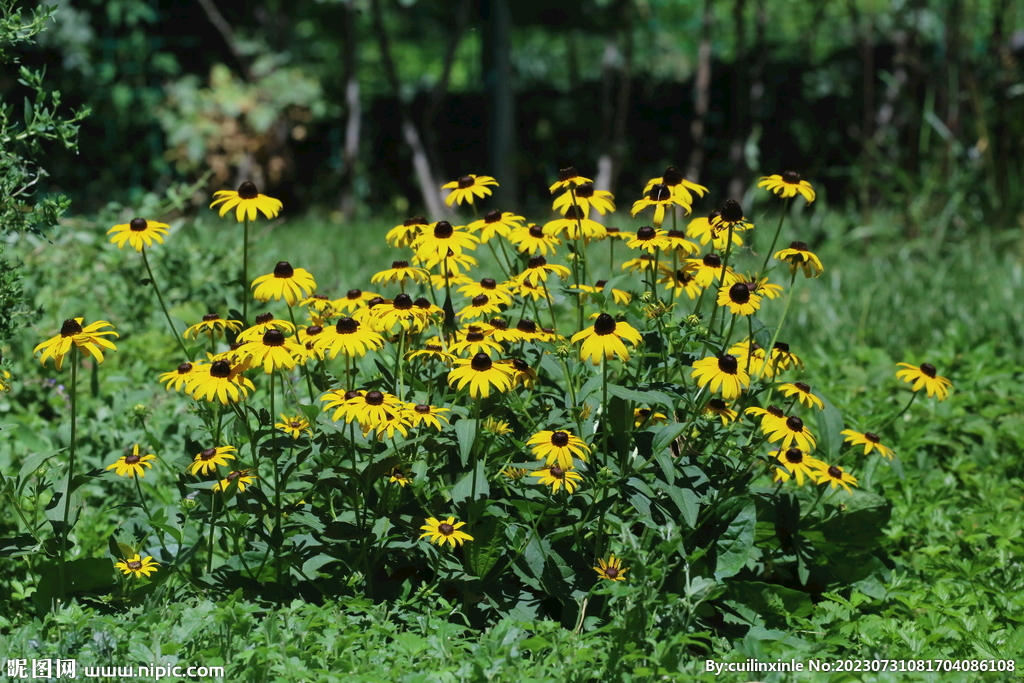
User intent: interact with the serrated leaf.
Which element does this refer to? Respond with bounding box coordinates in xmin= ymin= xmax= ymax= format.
xmin=715 ymin=501 xmax=756 ymax=579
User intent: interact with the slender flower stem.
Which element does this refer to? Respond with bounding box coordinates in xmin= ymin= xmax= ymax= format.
xmin=707 ymin=224 xmax=736 ymax=334
xmin=206 ymin=494 xmax=218 ymax=573
xmin=142 ymin=248 xmax=191 ymax=361
xmin=242 ymin=217 xmax=251 ymax=325
xmin=541 ymin=280 xmax=559 ymax=333
xmin=286 ymin=306 xmax=315 ymax=402
xmin=601 ymin=358 xmax=610 ymax=471
xmin=58 ymin=356 xmax=78 ymax=604
xmin=760 ymin=197 xmax=792 ymax=276
xmin=757 ymin=270 xmax=799 ymax=382
xmin=394 ymin=329 xmax=406 ymax=399
xmin=877 ymin=391 xmax=918 ymax=432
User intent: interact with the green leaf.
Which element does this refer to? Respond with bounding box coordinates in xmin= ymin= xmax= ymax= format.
xmin=455 ymin=418 xmax=477 ymax=468
xmin=750 ymin=316 xmax=774 ymax=352
xmin=814 ymin=390 xmax=845 ymax=457
xmin=724 ymin=580 xmax=814 ymax=622
xmin=465 ymin=517 xmax=503 ymax=579
xmin=715 ymin=501 xmax=756 ymax=579
xmin=16 ymin=449 xmax=63 ymax=494
xmin=655 ymin=480 xmax=701 ymax=528
xmin=32 ymin=558 xmax=116 ymax=615
xmin=451 ymin=460 xmax=489 ymax=504
xmin=607 ymin=384 xmax=675 ymax=408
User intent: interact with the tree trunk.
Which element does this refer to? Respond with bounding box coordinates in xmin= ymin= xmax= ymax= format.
xmin=339 ymin=0 xmax=361 ymax=221
xmin=686 ymin=0 xmax=713 ymax=183
xmin=480 ymin=0 xmax=517 ymax=208
xmin=423 ymin=0 xmax=472 ymax=190
xmin=369 ymin=0 xmax=448 ymax=218
xmin=595 ymin=0 xmax=633 ymax=200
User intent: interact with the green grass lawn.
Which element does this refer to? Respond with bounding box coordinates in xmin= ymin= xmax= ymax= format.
xmin=1 ymin=204 xmax=1022 ymax=682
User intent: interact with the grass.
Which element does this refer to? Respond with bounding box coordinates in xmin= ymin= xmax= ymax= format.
xmin=1 ymin=202 xmax=1023 ymax=681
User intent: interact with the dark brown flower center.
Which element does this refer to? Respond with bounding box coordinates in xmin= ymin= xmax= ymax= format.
xmin=273 ymin=261 xmax=294 ymax=278
xmin=789 ymin=241 xmax=808 ymax=251
xmin=472 ymin=295 xmax=489 ymax=307
xmin=210 ymin=360 xmax=232 ymax=378
xmin=346 ymin=289 xmax=362 ymax=299
xmin=717 ymin=355 xmax=739 ymax=374
xmin=528 ymin=255 xmax=547 ymax=269
xmin=558 ymin=167 xmax=578 ymax=182
xmin=782 ymin=170 xmax=801 ymax=183
xmin=606 ymin=227 xmax=620 ymax=234
xmin=289 ymin=421 xmax=301 ymax=428
xmin=784 ymin=448 xmax=803 ymax=464
xmin=663 ymin=165 xmax=684 ymax=185
xmin=702 ymin=253 xmax=722 ymax=268
xmin=549 ymin=465 xmax=565 ymax=478
xmin=594 ymin=280 xmax=608 ymax=290
xmin=467 ymin=332 xmax=485 ymax=342
xmin=786 ymin=416 xmax=804 ymax=432
xmin=563 ymin=205 xmax=585 ymax=220
xmin=636 ymin=226 xmax=657 ymax=240
xmin=647 ymin=183 xmax=671 ymax=201
xmin=708 ymin=398 xmax=727 ymax=411
xmin=425 ymin=344 xmax=443 ymax=352
xmin=306 ymin=325 xmax=323 ymax=336
xmin=774 ymin=342 xmax=790 ymax=353
xmin=864 ymin=432 xmax=880 ymax=443
xmin=920 ymin=363 xmax=937 ymax=377
xmin=489 ymin=318 xmax=507 ymax=330
xmin=457 ymin=175 xmax=474 ymax=189
xmin=767 ymin=405 xmax=785 ymax=418
xmin=227 ymin=470 xmax=243 ymax=482
xmin=335 ymin=317 xmax=358 ymax=334
xmin=433 ymin=221 xmax=454 ymax=239
xmin=604 ymin=566 xmax=619 ymax=578
xmin=129 ymin=217 xmax=148 ymax=232
xmin=720 ymin=199 xmax=744 ymax=223
xmin=707 ymin=209 xmax=722 ymax=222
xmin=202 ymin=313 xmax=221 ymax=322
xmin=391 ymin=260 xmax=409 ymax=269
xmin=263 ymin=329 xmax=285 ymax=346
xmin=177 ymin=362 xmax=193 ymax=374
xmin=60 ymin=319 xmax=83 ymax=337
xmin=394 ymin=293 xmax=413 ymax=310
xmin=199 ymin=448 xmax=217 ymax=460
xmin=128 ymin=560 xmax=142 ymax=570
xmin=237 ymin=181 xmax=258 ymax=199
xmin=438 ymin=522 xmax=455 ymax=535
xmin=594 ymin=313 xmax=617 ymax=336
xmin=484 ymin=209 xmax=502 ymax=223
xmin=511 ymin=358 xmax=529 ymax=371
xmin=255 ymin=312 xmax=274 ymax=324
xmin=550 ymin=431 xmax=570 ymax=447
xmin=480 ymin=278 xmax=497 ymax=289
xmin=666 ymin=230 xmax=686 ymax=239
xmin=574 ymin=182 xmax=595 ymax=198
xmin=125 ymin=453 xmax=141 ymax=465
xmin=367 ymin=297 xmax=385 ymax=308
xmin=470 ymin=353 xmax=492 ymax=371
xmin=676 ymin=269 xmax=694 ymax=283
xmin=414 ymin=297 xmax=431 ymax=309
xmin=404 ymin=215 xmax=427 ymax=227
xmin=794 ymin=382 xmax=811 ymax=393
xmin=827 ymin=466 xmax=842 ymax=479
xmin=365 ymin=391 xmax=385 ymax=406
xmin=728 ymin=283 xmax=751 ymax=304
xmin=517 ymin=319 xmax=537 ymax=334
xmin=527 ymin=225 xmax=544 ymax=239
xmin=414 ymin=404 xmax=431 ymax=414
xmin=344 ymin=390 xmax=361 ymax=400
xmin=638 ymin=408 xmax=652 ymax=418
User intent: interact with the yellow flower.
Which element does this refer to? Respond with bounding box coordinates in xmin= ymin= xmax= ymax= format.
xmin=34 ymin=318 xmax=119 ymax=371
xmin=185 ymin=359 xmax=255 ymax=404
xmin=209 ymin=181 xmax=283 ymax=222
xmin=413 ymin=221 xmax=480 ymax=261
xmin=251 ymin=261 xmax=317 ymax=306
xmin=187 ymin=445 xmax=237 ymax=476
xmin=183 ymin=313 xmax=243 ymax=342
xmin=276 ymin=414 xmax=313 ymax=439
xmin=442 ymin=174 xmax=498 ymax=206
xmin=631 ymin=184 xmax=681 ymax=226
xmin=758 ymin=171 xmax=816 ymax=203
xmin=686 ymin=210 xmax=744 ymax=250
xmin=570 ymin=313 xmax=643 ymax=365
xmin=212 ymin=469 xmax=258 ymax=493
xmin=385 ymin=467 xmax=413 ymax=487
xmin=447 ymin=353 xmax=516 ymax=398
xmin=633 ymin=408 xmax=668 ymax=428
xmin=895 ymin=362 xmax=953 ymax=401
xmin=107 ymin=218 xmax=170 ymax=252
xmin=508 ymin=223 xmax=562 ymax=256
xmin=236 ymin=312 xmax=296 ymax=343
xmin=106 ymin=444 xmax=157 ymax=478
xmin=778 ymin=382 xmax=824 ymax=410
xmin=371 ymin=260 xmax=430 ymax=286
xmin=774 ymin=241 xmax=824 ymax=278
xmin=643 ymin=165 xmax=708 ymax=208
xmin=514 ymin=255 xmax=572 ymax=287
xmin=704 ymin=399 xmax=737 ymax=425
xmin=763 ymin=415 xmax=817 ymax=452
xmin=483 ymin=418 xmax=513 ymax=435
xmin=404 ymin=404 xmax=450 ymax=431
xmin=468 ymin=210 xmax=525 ymax=242
xmin=334 ymin=288 xmax=381 ymax=314
xmin=552 ymin=181 xmax=615 ymax=216
xmin=159 ymin=360 xmax=205 ymax=392
xmin=659 ymin=265 xmax=704 ymax=300
xmin=690 ymin=355 xmax=750 ymax=399
xmin=386 ymin=215 xmax=428 ymax=248
xmin=549 ymin=166 xmax=593 ymax=193
xmin=419 ymin=516 xmax=473 ymax=547
xmin=316 ymin=317 xmax=385 ymax=359
xmin=115 ymin=554 xmax=160 ymax=579
xmin=543 ymin=205 xmax=608 ymax=241
xmin=716 ymin=282 xmax=763 ymax=316
xmin=594 ymin=554 xmax=628 ymax=581
xmin=530 ymin=463 xmax=584 ymax=494
xmin=812 ymin=464 xmax=858 ymax=494
xmin=527 ymin=429 xmax=590 ymax=470
xmin=840 ymin=429 xmax=895 ymax=459
xmin=237 ymin=329 xmax=305 ymax=374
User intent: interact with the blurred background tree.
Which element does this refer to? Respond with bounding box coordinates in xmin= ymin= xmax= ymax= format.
xmin=5 ymin=0 xmax=1023 ymax=230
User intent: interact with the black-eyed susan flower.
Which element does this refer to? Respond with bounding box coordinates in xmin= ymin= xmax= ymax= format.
xmin=501 ymin=466 xmax=528 ymax=480
xmin=367 ymin=293 xmax=429 ymax=334
xmin=552 ymin=181 xmax=615 ymax=216
xmin=729 ymin=340 xmax=772 ymax=378
xmin=442 ymin=174 xmax=498 ymax=206
xmin=447 ymin=353 xmax=515 ymax=398
xmin=252 ymin=261 xmax=317 ymax=305
xmin=484 ymin=418 xmax=513 ymax=435
xmin=644 ymin=165 xmax=708 ymax=208
xmin=574 ymin=280 xmax=632 ymax=306
xmin=458 ymin=278 xmax=514 ymax=306
xmin=184 ymin=313 xmax=243 ymax=342
xmin=106 ymin=444 xmax=156 ymax=478
xmin=685 ymin=253 xmax=734 ymax=287
xmin=704 ymin=398 xmax=737 ymax=425
xmin=300 ymin=294 xmax=336 ymax=319
xmin=107 ymin=217 xmax=170 ymax=252
xmin=458 ymin=294 xmax=503 ymax=321
xmin=527 ymin=429 xmax=590 ymax=470
xmin=406 ymin=342 xmax=457 ymax=366
xmin=188 ymin=445 xmax=237 ymax=476
xmin=626 ymin=226 xmax=670 ymax=252
xmin=502 ymin=357 xmax=537 ymax=388
xmin=631 ymin=183 xmax=680 ymax=227
xmin=571 ymin=313 xmax=643 ymax=365
xmin=594 ymin=554 xmax=628 ymax=581
xmin=414 ymin=220 xmax=479 ymax=260
xmin=115 ymin=554 xmax=159 ymax=579
xmin=633 ymin=408 xmax=669 ymax=427
xmin=709 ymin=199 xmax=752 ymax=234
xmin=212 ymin=469 xmax=257 ymax=493
xmin=745 ymin=404 xmax=786 ymax=431
xmin=778 ymin=382 xmax=824 ymax=410
xmin=717 ymin=282 xmax=763 ymax=316
xmin=210 ymin=181 xmax=283 ymax=222
xmin=238 ymin=329 xmax=305 ymax=374
xmin=691 ymin=354 xmax=750 ymax=399
xmin=514 ymin=255 xmax=571 ymax=287
xmin=542 ymin=205 xmax=608 ymax=241
xmin=419 ymin=516 xmax=473 ymax=547
xmin=774 ymin=241 xmax=824 ymax=278
xmin=237 ymin=312 xmax=295 ymax=343
xmin=186 ymin=360 xmax=255 ymax=404
xmin=334 ymin=288 xmax=381 ymax=314
xmin=385 ymin=467 xmax=413 ymax=487
xmin=448 ymin=329 xmax=503 ymax=357
xmin=508 ymin=223 xmax=562 ymax=256
xmin=415 ymin=247 xmax=479 ymax=277
xmin=482 ymin=318 xmax=519 ymax=343
xmin=317 ymin=389 xmax=361 ymax=422
xmin=365 ymin=409 xmax=411 ymax=440
xmin=758 ymin=171 xmax=816 ymax=203
xmin=429 ymin=269 xmax=475 ymax=291
xmin=386 ymin=215 xmax=428 ymax=248
xmin=763 ymin=415 xmax=817 ymax=452
xmin=34 ymin=318 xmax=119 ymax=371
xmin=549 ymin=166 xmax=593 ymax=193
xmin=324 ymin=389 xmax=403 ymax=428
xmin=895 ymin=362 xmax=953 ymax=401
xmin=317 ymin=317 xmax=385 ymax=359
xmin=812 ymin=464 xmax=858 ymax=494
xmin=160 ymin=361 xmax=204 ymax=392
xmin=512 ymin=278 xmax=549 ymax=302
xmin=371 ymin=260 xmax=430 ymax=286
xmin=404 ymin=403 xmax=450 ymax=431
xmin=659 ymin=266 xmax=704 ymax=300
xmin=840 ymin=429 xmax=895 ymax=459
xmin=687 ymin=210 xmax=744 ymax=250
xmin=768 ymin=342 xmax=803 ymax=372
xmin=732 ymin=273 xmax=784 ymax=300
xmin=531 ymin=463 xmax=584 ymax=494
xmin=468 ymin=209 xmax=524 ymax=242
xmin=772 ymin=447 xmax=828 ymax=486
xmin=661 ymin=229 xmax=701 ymax=257
xmin=276 ymin=414 xmax=313 ymax=439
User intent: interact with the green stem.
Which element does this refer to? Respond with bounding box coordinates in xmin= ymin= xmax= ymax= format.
xmin=242 ymin=217 xmax=251 ymax=325
xmin=142 ymin=248 xmax=191 ymax=361
xmin=395 ymin=329 xmax=406 ymax=399
xmin=877 ymin=391 xmax=918 ymax=432
xmin=287 ymin=306 xmax=315 ymax=402
xmin=756 ymin=270 xmax=799 ymax=383
xmin=601 ymin=358 xmax=610 ymax=472
xmin=760 ymin=197 xmax=792 ymax=277
xmin=58 ymin=355 xmax=79 ymax=605
xmin=206 ymin=493 xmax=218 ymax=574
xmin=707 ymin=224 xmax=736 ymax=334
